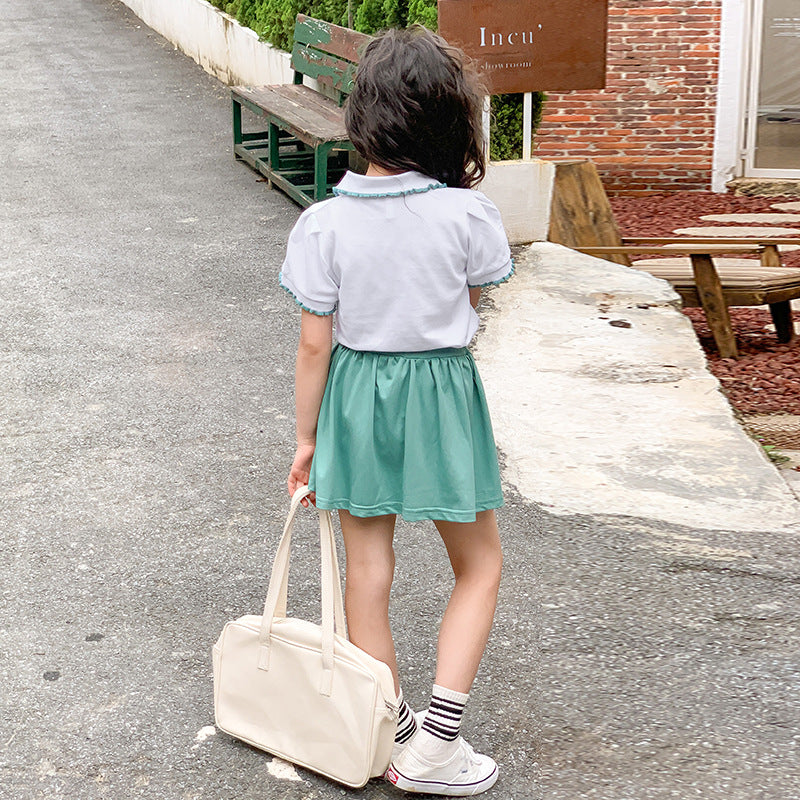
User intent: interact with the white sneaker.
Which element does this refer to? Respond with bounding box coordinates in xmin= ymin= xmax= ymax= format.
xmin=386 ymin=735 xmax=498 ymax=796
xmin=390 ymin=740 xmax=406 ymax=765
xmin=389 ymin=710 xmax=426 ymax=767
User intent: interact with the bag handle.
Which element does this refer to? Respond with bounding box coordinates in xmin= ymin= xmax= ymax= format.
xmin=270 ymin=487 xmax=345 ymax=636
xmin=257 ymin=487 xmax=346 ymax=696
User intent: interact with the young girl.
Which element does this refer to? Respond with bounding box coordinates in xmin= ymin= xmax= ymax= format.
xmin=281 ymin=26 xmax=512 ymax=796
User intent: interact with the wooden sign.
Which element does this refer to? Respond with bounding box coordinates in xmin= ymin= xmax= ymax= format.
xmin=438 ymin=0 xmax=608 ymax=94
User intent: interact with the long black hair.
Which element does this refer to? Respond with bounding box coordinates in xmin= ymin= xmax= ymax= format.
xmin=345 ymin=26 xmax=486 ymax=189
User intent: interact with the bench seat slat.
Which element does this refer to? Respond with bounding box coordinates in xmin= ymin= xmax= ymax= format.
xmin=232 ymin=85 xmax=348 ymax=145
xmin=669 ymin=286 xmax=800 ymax=308
xmin=580 ymin=245 xmax=763 ymax=255
xmin=233 ymin=84 xmax=347 ymax=128
xmin=624 ymin=236 xmax=800 ymax=246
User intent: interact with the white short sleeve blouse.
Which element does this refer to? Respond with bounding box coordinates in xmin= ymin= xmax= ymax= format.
xmin=280 ymin=171 xmax=513 ymax=352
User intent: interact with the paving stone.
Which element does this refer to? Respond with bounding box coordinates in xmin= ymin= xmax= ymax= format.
xmin=699 ymin=213 xmax=800 ymax=223
xmin=673 ymin=226 xmax=800 ymax=237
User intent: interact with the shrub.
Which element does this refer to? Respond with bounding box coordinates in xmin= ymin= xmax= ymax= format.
xmin=491 ymin=93 xmax=546 ymax=162
xmin=406 ymin=0 xmax=436 ymax=29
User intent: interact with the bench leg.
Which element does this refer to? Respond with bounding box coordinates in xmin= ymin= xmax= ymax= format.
xmin=769 ymin=300 xmax=795 ymax=343
xmin=269 ymin=123 xmax=281 ymax=171
xmin=232 ymin=98 xmax=242 ymax=158
xmin=761 ymin=243 xmax=781 ymax=268
xmin=690 ymin=253 xmax=738 ymax=358
xmin=314 ymin=144 xmax=334 ymax=202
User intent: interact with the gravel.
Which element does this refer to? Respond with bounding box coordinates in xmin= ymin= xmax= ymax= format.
xmin=611 ymin=191 xmax=800 ymax=267
xmin=684 ymin=307 xmax=800 ymax=414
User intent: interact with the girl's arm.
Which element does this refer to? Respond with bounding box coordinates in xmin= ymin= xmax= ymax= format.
xmin=469 ymin=287 xmax=481 ymax=308
xmin=288 ymin=310 xmax=334 ymax=503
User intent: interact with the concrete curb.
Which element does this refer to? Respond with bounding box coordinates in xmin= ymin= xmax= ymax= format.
xmin=474 ymin=242 xmax=800 ymax=532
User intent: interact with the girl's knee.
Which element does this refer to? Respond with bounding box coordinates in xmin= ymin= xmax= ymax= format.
xmin=453 ymin=546 xmax=502 ymax=590
xmin=346 ymin=556 xmax=395 ymax=597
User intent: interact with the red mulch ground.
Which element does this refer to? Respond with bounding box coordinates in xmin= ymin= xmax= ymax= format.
xmin=610 ymin=192 xmax=800 ymax=416
xmin=683 ymin=307 xmax=800 ymax=414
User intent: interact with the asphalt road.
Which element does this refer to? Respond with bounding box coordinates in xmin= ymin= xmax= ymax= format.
xmin=2 ymin=2 xmax=799 ymax=798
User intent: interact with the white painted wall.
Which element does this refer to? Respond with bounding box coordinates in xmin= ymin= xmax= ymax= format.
xmin=712 ymin=0 xmax=749 ymax=191
xmin=119 ymin=0 xmax=293 ymax=85
xmin=479 ymin=160 xmax=555 ymax=243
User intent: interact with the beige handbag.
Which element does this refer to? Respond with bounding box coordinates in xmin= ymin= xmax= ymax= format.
xmin=212 ymin=486 xmax=399 ymax=787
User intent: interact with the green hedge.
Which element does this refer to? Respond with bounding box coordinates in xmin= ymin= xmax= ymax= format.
xmin=213 ymin=0 xmax=545 ymax=160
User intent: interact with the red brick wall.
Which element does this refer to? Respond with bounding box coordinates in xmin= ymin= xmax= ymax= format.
xmin=533 ymin=0 xmax=722 ymax=194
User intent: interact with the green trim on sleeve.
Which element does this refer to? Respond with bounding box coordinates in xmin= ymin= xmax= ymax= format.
xmin=279 ymin=274 xmax=336 ymax=316
xmin=468 ymin=259 xmax=515 ymax=289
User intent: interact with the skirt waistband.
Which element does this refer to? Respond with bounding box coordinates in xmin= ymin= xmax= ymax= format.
xmin=336 ymin=344 xmax=469 ymax=360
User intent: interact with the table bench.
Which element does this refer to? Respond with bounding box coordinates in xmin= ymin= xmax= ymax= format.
xmin=231 ymin=15 xmax=370 ymax=207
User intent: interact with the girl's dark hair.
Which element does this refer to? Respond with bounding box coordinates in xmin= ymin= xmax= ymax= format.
xmin=345 ymin=26 xmax=486 ymax=189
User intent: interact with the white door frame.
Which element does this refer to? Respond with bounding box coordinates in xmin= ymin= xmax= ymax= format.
xmin=712 ymin=0 xmax=751 ymax=191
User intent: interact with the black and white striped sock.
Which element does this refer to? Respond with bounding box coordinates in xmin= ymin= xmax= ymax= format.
xmin=421 ymin=684 xmax=469 ymax=742
xmin=395 ymin=693 xmax=418 ymax=744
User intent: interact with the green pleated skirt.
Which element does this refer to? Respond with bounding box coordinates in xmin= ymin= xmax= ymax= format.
xmin=309 ymin=344 xmax=503 ymax=522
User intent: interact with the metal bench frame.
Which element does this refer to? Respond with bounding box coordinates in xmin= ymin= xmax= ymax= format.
xmin=231 ymin=16 xmax=370 ymax=207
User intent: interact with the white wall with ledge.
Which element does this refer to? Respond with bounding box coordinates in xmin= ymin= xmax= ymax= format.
xmin=480 ymin=160 xmax=555 ymax=244
xmin=120 ymin=0 xmax=293 ymax=85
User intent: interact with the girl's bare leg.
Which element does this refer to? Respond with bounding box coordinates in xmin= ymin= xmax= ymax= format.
xmin=338 ymin=509 xmax=400 ymax=695
xmin=433 ymin=510 xmax=503 ymax=694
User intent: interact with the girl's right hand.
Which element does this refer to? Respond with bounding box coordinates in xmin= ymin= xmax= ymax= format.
xmin=288 ymin=443 xmax=316 ymax=507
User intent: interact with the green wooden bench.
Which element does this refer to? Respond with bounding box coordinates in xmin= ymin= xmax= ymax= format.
xmin=231 ymin=15 xmax=371 ymax=207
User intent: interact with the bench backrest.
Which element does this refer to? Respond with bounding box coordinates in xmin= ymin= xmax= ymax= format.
xmin=291 ymin=15 xmax=371 ymax=104
xmin=547 ymin=160 xmax=631 ymax=267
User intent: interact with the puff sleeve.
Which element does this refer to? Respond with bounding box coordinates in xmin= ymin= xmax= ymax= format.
xmin=279 ymin=208 xmax=339 ymax=315
xmin=465 ymin=192 xmax=514 ymax=288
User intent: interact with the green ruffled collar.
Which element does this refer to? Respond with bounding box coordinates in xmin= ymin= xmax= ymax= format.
xmin=333 ymin=171 xmax=446 ymax=198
